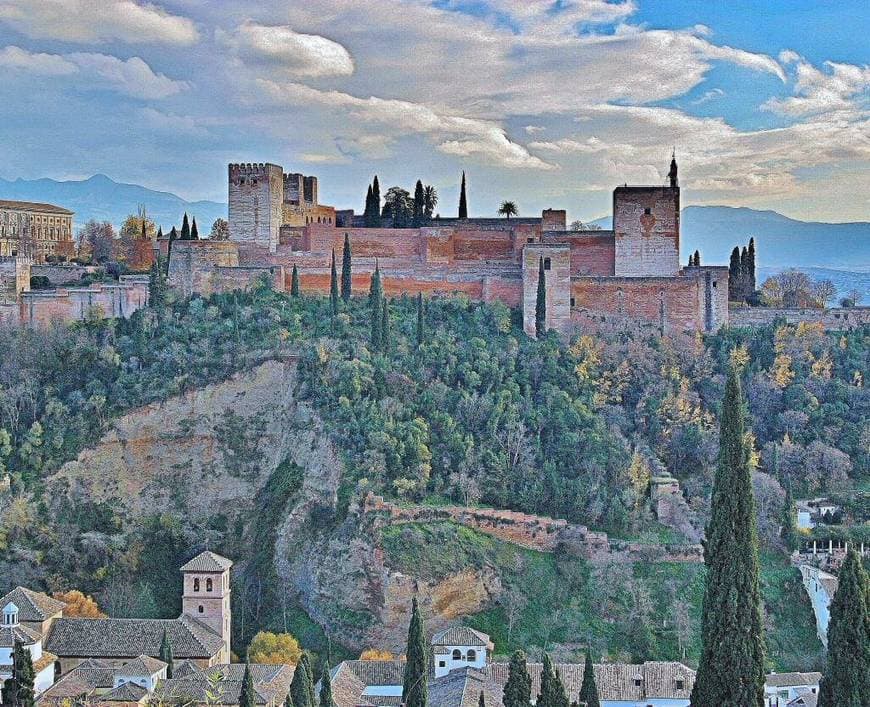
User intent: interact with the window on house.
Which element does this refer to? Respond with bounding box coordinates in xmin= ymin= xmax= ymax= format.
xmin=570 ymin=297 xmax=576 ymax=307
xmin=644 ymin=207 xmax=651 ymax=215
xmin=198 ymin=605 xmax=204 ymax=613
xmin=452 ymin=650 xmax=462 ymax=660
xmin=467 ymin=650 xmax=476 ymax=662
xmin=527 ymin=237 xmax=534 ymax=243
xmin=439 ymin=661 xmax=445 ymax=668
xmin=634 ymin=678 xmax=642 ymax=687
xmin=544 ymin=257 xmax=551 ymax=270
xmin=712 ymin=281 xmax=717 ymax=287
xmin=206 ymin=578 xmax=213 ymax=592
xmin=193 ymin=578 xmax=200 ymax=592
xmin=676 ymin=679 xmax=684 ymax=690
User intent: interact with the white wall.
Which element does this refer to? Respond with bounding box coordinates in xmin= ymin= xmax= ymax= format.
xmin=433 ymin=645 xmax=487 ymax=678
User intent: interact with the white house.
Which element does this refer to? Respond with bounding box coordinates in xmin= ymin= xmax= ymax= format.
xmin=432 ymin=627 xmax=492 ymax=678
xmin=799 ymin=565 xmax=838 ymax=647
xmin=765 ymin=672 xmax=821 ymax=706
xmin=112 ymin=655 xmax=168 ymax=691
xmin=0 ymin=602 xmax=57 ymax=695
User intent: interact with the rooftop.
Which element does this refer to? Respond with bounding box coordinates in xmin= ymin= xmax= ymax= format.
xmin=155 ymin=663 xmax=293 ymax=706
xmin=431 ymin=627 xmax=492 ymax=649
xmin=766 ymin=671 xmax=823 ymax=688
xmin=0 ymin=200 xmax=73 ymax=215
xmin=180 ymin=550 xmax=234 ymax=573
xmin=0 ymin=586 xmax=66 ymax=623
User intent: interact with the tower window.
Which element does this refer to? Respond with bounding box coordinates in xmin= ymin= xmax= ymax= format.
xmin=644 ymin=207 xmax=651 ymax=215
xmin=198 ymin=605 xmax=204 ymax=613
xmin=193 ymin=578 xmax=200 ymax=592
xmin=544 ymin=257 xmax=551 ymax=270
xmin=570 ymin=297 xmax=576 ymax=307
xmin=206 ymin=578 xmax=213 ymax=592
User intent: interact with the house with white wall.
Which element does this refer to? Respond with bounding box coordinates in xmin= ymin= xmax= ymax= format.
xmin=799 ymin=564 xmax=838 ymax=647
xmin=765 ymin=672 xmax=821 ymax=706
xmin=432 ymin=627 xmax=492 ymax=678
xmin=0 ymin=601 xmax=58 ymax=695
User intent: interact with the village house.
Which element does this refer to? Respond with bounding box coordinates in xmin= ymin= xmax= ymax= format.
xmin=0 ymin=597 xmax=61 ymax=696
xmin=764 ymin=672 xmax=821 ymax=707
xmin=798 ymin=565 xmax=838 ymax=647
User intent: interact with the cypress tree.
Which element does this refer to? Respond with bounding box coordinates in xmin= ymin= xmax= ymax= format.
xmin=365 ymin=184 xmax=374 ymax=225
xmin=319 ymin=655 xmax=335 ymax=707
xmin=693 ymin=250 xmax=700 ymax=267
xmin=458 ymin=171 xmax=468 ymax=219
xmin=781 ymin=484 xmax=797 ymax=552
xmin=301 ymin=654 xmax=317 ymax=707
xmin=239 ymin=662 xmax=255 ymax=707
xmin=148 ymin=259 xmax=166 ymax=309
xmin=401 ymin=597 xmax=428 ymax=707
xmin=291 ymin=264 xmax=300 ymax=296
xmin=479 ymin=691 xmax=486 ymax=707
xmin=290 ymin=656 xmax=312 ymax=707
xmin=159 ymin=628 xmax=174 ymax=678
xmin=166 ymin=226 xmax=178 ymax=275
xmin=341 ymin=234 xmax=352 ymax=301
xmin=818 ymin=547 xmax=870 ymax=706
xmin=502 ymin=650 xmax=531 ymax=707
xmin=747 ymin=237 xmax=757 ymax=293
xmin=413 ymin=180 xmax=424 ymax=227
xmin=740 ymin=246 xmax=750 ymax=299
xmin=156 ymin=225 xmax=163 ymax=241
xmin=577 ymin=652 xmax=600 ymax=707
xmin=728 ymin=246 xmax=741 ymax=301
xmin=370 ymin=295 xmax=382 ymax=352
xmin=372 ymin=176 xmax=381 ymax=227
xmin=191 ymin=217 xmax=199 ymax=240
xmin=141 ymin=219 xmax=147 ymax=241
xmin=369 ymin=264 xmax=382 ymax=302
xmin=2 ymin=641 xmax=35 ymax=707
xmin=329 ymin=250 xmax=339 ymax=316
xmin=690 ymin=364 xmax=766 ymax=707
xmin=181 ymin=213 xmax=191 ymax=241
xmin=538 ymin=654 xmax=569 ymax=707
xmin=416 ymin=292 xmax=424 ymax=347
xmin=535 ymin=256 xmax=546 ymax=338
xmin=381 ymin=298 xmax=391 ymax=352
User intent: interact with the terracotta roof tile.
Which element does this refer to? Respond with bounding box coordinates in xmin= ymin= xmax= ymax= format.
xmin=180 ymin=551 xmax=233 ymax=573
xmin=431 ymin=628 xmax=491 ymax=648
xmin=0 ymin=200 xmax=73 ymax=215
xmin=0 ymin=587 xmax=66 ymax=623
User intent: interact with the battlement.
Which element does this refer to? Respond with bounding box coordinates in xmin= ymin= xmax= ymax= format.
xmin=228 ymin=162 xmax=283 ymax=178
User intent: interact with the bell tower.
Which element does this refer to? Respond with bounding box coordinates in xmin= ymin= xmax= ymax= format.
xmin=180 ymin=551 xmax=233 ymax=662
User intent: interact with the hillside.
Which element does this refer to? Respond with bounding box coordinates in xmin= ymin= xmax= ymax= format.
xmin=0 ymin=174 xmax=225 ymax=232
xmin=0 ymin=287 xmax=863 ymax=670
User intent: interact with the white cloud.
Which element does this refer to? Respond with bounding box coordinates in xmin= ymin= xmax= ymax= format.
xmin=691 ymin=87 xmax=725 ymax=105
xmin=69 ymin=53 xmax=188 ymax=99
xmin=229 ymin=22 xmax=353 ymax=77
xmin=0 ymin=45 xmax=76 ymax=75
xmin=472 ymin=0 xmax=636 ymax=33
xmin=763 ymin=55 xmax=870 ymax=116
xmin=141 ymin=107 xmax=209 ymax=136
xmin=0 ymin=0 xmax=198 ymax=45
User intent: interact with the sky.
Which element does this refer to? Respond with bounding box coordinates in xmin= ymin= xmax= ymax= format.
xmin=0 ymin=0 xmax=868 ymax=223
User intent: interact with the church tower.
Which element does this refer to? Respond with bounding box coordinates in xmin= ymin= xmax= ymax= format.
xmin=180 ymin=551 xmax=233 ymax=661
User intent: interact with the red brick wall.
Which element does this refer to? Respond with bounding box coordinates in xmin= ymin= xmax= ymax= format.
xmin=543 ymin=232 xmax=615 ymax=276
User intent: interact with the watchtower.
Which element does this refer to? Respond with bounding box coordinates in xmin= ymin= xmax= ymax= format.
xmin=180 ymin=551 xmax=233 ymax=662
xmin=228 ymin=163 xmax=284 ymax=253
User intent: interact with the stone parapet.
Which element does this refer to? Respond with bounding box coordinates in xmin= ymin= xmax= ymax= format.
xmin=729 ymin=306 xmax=870 ymax=330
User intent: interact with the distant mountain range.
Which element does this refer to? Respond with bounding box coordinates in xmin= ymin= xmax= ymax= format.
xmin=0 ymin=174 xmax=226 ymax=232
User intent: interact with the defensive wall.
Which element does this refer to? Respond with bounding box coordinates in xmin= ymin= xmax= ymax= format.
xmin=30 ymin=263 xmax=103 ymax=286
xmin=729 ymin=306 xmax=870 ymax=330
xmin=167 ymin=240 xmax=284 ymax=296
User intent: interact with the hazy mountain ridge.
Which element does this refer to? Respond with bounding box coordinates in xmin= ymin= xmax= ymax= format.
xmin=0 ymin=174 xmax=226 ymax=232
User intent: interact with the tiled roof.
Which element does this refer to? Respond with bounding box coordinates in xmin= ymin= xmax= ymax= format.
xmin=118 ymin=655 xmax=167 ymax=676
xmin=0 ymin=587 xmax=66 ymax=623
xmin=155 ymin=663 xmax=293 ymax=706
xmin=766 ymin=672 xmax=822 ymax=688
xmin=788 ymin=693 xmax=819 ymax=707
xmin=431 ymin=627 xmax=491 ymax=648
xmin=32 ymin=650 xmax=57 ymax=674
xmin=45 ymin=615 xmax=223 ymax=659
xmin=328 ymin=662 xmax=370 ymax=707
xmin=102 ymin=681 xmax=148 ymax=702
xmin=180 ymin=551 xmax=233 ymax=573
xmin=484 ymin=660 xmax=695 ymax=702
xmin=0 ymin=200 xmax=73 ymax=215
xmin=0 ymin=623 xmax=40 ymax=647
xmin=171 ymin=659 xmax=202 ymax=679
xmin=340 ymin=660 xmax=406 ymax=686
xmin=428 ymin=667 xmax=501 ymax=707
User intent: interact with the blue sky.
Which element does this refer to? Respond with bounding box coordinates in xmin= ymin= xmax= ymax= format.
xmin=0 ymin=0 xmax=867 ymax=223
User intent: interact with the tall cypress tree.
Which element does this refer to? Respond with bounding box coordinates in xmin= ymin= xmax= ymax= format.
xmin=502 ymin=651 xmax=531 ymax=707
xmin=369 ymin=264 xmax=382 ymax=302
xmin=329 ymin=250 xmax=339 ymax=316
xmin=538 ymin=654 xmax=569 ymax=707
xmin=291 ymin=264 xmax=300 ymax=297
xmin=381 ymin=298 xmax=391 ymax=352
xmin=290 ymin=656 xmax=313 ymax=707
xmin=181 ymin=213 xmax=191 ymax=241
xmin=728 ymin=246 xmax=742 ymax=301
xmin=478 ymin=691 xmax=486 ymax=707
xmin=690 ymin=364 xmax=766 ymax=707
xmin=740 ymin=246 xmax=750 ymax=299
xmin=577 ymin=651 xmax=600 ymax=707
xmin=372 ymin=176 xmax=381 ymax=227
xmin=413 ymin=180 xmax=425 ymax=227
xmin=166 ymin=226 xmax=178 ymax=275
xmin=159 ymin=628 xmax=174 ymax=678
xmin=2 ymin=641 xmax=35 ymax=707
xmin=402 ymin=597 xmax=428 ymax=707
xmin=301 ymin=654 xmax=317 ymax=707
xmin=341 ymin=234 xmax=352 ymax=301
xmin=818 ymin=547 xmax=870 ymax=706
xmin=240 ymin=662 xmax=256 ymax=707
xmin=781 ymin=484 xmax=797 ymax=552
xmin=365 ymin=184 xmax=374 ymax=225
xmin=148 ymin=259 xmax=166 ymax=309
xmin=458 ymin=171 xmax=468 ymax=219
xmin=319 ymin=654 xmax=335 ymax=707
xmin=747 ymin=237 xmax=757 ymax=293
xmin=416 ymin=292 xmax=424 ymax=347
xmin=191 ymin=217 xmax=199 ymax=240
xmin=535 ymin=256 xmax=546 ymax=338
xmin=370 ymin=295 xmax=382 ymax=352
xmin=692 ymin=250 xmax=700 ymax=267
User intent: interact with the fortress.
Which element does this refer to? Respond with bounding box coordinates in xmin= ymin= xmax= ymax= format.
xmin=168 ymin=157 xmax=730 ymax=335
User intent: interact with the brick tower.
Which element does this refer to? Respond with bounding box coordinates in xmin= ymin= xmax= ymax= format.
xmin=180 ymin=551 xmax=233 ymax=661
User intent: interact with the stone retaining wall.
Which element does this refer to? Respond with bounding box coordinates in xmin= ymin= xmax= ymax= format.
xmin=729 ymin=306 xmax=870 ymax=330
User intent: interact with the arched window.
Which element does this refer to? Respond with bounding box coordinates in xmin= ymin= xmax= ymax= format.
xmin=193 ymin=578 xmax=200 ymax=591
xmin=452 ymin=649 xmax=462 ymax=660
xmin=466 ymin=650 xmax=476 ymax=662
xmin=198 ymin=605 xmax=204 ymax=613
xmin=206 ymin=578 xmax=213 ymax=592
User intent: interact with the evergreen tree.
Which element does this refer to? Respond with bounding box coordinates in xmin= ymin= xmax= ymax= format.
xmin=364 ymin=184 xmax=374 ymax=225
xmin=181 ymin=213 xmax=191 ymax=241
xmin=240 ymin=662 xmax=256 ymax=707
xmin=148 ymin=258 xmax=166 ymax=309
xmin=728 ymin=246 xmax=742 ymax=301
xmin=740 ymin=246 xmax=750 ymax=299
xmin=747 ymin=237 xmax=757 ymax=293
xmin=502 ymin=650 xmax=531 ymax=707
xmin=538 ymin=654 xmax=569 ymax=707
xmin=319 ymin=654 xmax=335 ymax=707
xmin=290 ymin=656 xmax=313 ymax=707
xmin=535 ymin=256 xmax=546 ymax=338
xmin=141 ymin=219 xmax=147 ymax=241
xmin=191 ymin=217 xmax=199 ymax=240
xmin=692 ymin=250 xmax=700 ymax=267
xmin=156 ymin=225 xmax=163 ymax=241
xmin=413 ymin=180 xmax=425 ymax=227
xmin=370 ymin=295 xmax=382 ymax=352
xmin=2 ymin=641 xmax=35 ymax=707
xmin=381 ymin=298 xmax=391 ymax=353
xmin=329 ymin=250 xmax=339 ymax=316
xmin=690 ymin=365 xmax=766 ymax=707
xmin=159 ymin=628 xmax=174 ymax=678
xmin=458 ymin=171 xmax=468 ymax=219
xmin=369 ymin=264 xmax=382 ymax=302
xmin=818 ymin=547 xmax=870 ymax=706
xmin=402 ymin=597 xmax=428 ymax=707
xmin=300 ymin=654 xmax=317 ymax=707
xmin=166 ymin=226 xmax=178 ymax=275
xmin=341 ymin=234 xmax=352 ymax=301
xmin=371 ymin=176 xmax=381 ymax=227
xmin=478 ymin=691 xmax=486 ymax=707
xmin=781 ymin=484 xmax=797 ymax=552
xmin=416 ymin=292 xmax=424 ymax=348
xmin=291 ymin=264 xmax=300 ymax=297
xmin=577 ymin=652 xmax=600 ymax=707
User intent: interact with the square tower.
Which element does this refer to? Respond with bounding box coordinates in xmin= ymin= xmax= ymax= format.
xmin=522 ymin=244 xmax=571 ymax=337
xmin=180 ymin=551 xmax=233 ymax=661
xmin=613 ymin=185 xmax=680 ymax=277
xmin=228 ymin=163 xmax=284 ymax=253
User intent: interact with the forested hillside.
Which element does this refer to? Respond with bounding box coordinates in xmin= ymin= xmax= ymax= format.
xmin=0 ymin=284 xmax=866 ymax=669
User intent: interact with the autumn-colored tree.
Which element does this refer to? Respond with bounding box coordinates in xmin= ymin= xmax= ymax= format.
xmin=52 ymin=590 xmax=106 ymax=618
xmin=247 ymin=631 xmax=302 ymax=665
xmin=360 ymin=649 xmax=396 ymax=661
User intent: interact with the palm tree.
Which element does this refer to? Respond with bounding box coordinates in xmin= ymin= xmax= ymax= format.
xmin=498 ymin=201 xmax=518 ymax=219
xmin=422 ymin=185 xmax=438 ymax=219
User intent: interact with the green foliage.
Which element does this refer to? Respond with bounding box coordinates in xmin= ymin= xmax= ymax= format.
xmin=240 ymin=662 xmax=255 ymax=707
xmin=416 ymin=293 xmax=424 ymax=347
xmin=537 ymin=653 xmax=569 ymax=707
xmin=818 ymin=548 xmax=870 ymax=706
xmin=502 ymin=651 xmax=531 ymax=707
xmin=691 ymin=366 xmax=766 ymax=707
xmin=2 ymin=642 xmax=35 ymax=707
xmin=577 ymin=651 xmax=600 ymax=707
xmin=330 ymin=251 xmax=339 ymax=316
xmin=160 ymin=628 xmax=174 ymax=678
xmin=319 ymin=653 xmax=335 ymax=707
xmin=535 ymin=257 xmax=546 ymax=338
xmin=459 ymin=171 xmax=468 ymax=219
xmin=291 ymin=265 xmax=300 ymax=297
xmin=402 ymin=598 xmax=428 ymax=707
xmin=341 ymin=235 xmax=352 ymax=302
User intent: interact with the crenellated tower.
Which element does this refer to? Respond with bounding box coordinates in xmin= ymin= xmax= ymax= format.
xmin=228 ymin=163 xmax=284 ymax=253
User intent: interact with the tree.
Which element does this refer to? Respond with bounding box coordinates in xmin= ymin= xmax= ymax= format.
xmin=479 ymin=691 xmax=486 ymax=707
xmin=422 ymin=185 xmax=438 ymax=219
xmin=359 ymin=649 xmax=396 ymax=661
xmin=381 ymin=298 xmax=391 ymax=352
xmin=416 ymin=292 xmax=424 ymax=347
xmin=728 ymin=246 xmax=742 ymax=301
xmin=690 ymin=365 xmax=766 ymax=707
xmin=248 ymin=631 xmax=302 ymax=665
xmin=459 ymin=171 xmax=468 ymax=218
xmin=240 ymin=661 xmax=255 ymax=707
xmin=181 ymin=213 xmax=191 ymax=241
xmin=569 ymin=220 xmax=602 ymax=231
xmin=341 ymin=234 xmax=352 ymax=302
xmin=537 ymin=653 xmax=569 ymax=707
xmin=692 ymin=250 xmax=700 ymax=267
xmin=210 ymin=218 xmax=229 ymax=240
xmin=290 ymin=656 xmax=313 ymax=707
xmin=79 ymin=220 xmax=115 ymax=263
xmin=159 ymin=628 xmax=174 ymax=678
xmin=813 ymin=279 xmax=836 ymax=307
xmin=148 ymin=258 xmax=167 ymax=309
xmin=498 ymin=201 xmax=518 ymax=219
xmin=191 ymin=218 xmax=199 ymax=240
xmin=370 ymin=176 xmax=382 ymax=227
xmin=413 ymin=180 xmax=425 ymax=227
xmin=535 ymin=256 xmax=546 ymax=338
xmin=369 ymin=264 xmax=382 ymax=302
xmin=740 ymin=246 xmax=750 ymax=298
xmin=52 ymin=590 xmax=106 ymax=618
xmin=502 ymin=650 xmax=531 ymax=707
xmin=818 ymin=547 xmax=870 ymax=706
xmin=329 ymin=250 xmax=339 ymax=316
xmin=319 ymin=654 xmax=334 ymax=707
xmin=747 ymin=237 xmax=757 ymax=292
xmin=291 ymin=264 xmax=300 ymax=297
xmin=383 ymin=187 xmax=413 ymax=228
xmin=370 ymin=293 xmax=382 ymax=352
xmin=166 ymin=226 xmax=178 ymax=274
xmin=577 ymin=652 xmax=600 ymax=707
xmin=402 ymin=597 xmax=428 ymax=707
xmin=2 ymin=641 xmax=35 ymax=707
xmin=364 ymin=184 xmax=374 ymax=225
xmin=780 ymin=484 xmax=797 ymax=552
